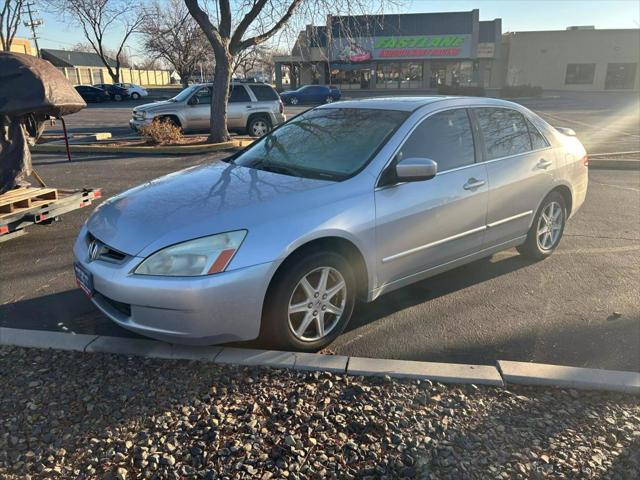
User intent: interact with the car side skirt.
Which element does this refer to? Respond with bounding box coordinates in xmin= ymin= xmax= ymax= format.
xmin=369 ymin=235 xmax=526 ymax=301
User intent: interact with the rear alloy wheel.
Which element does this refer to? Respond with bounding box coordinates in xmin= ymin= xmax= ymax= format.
xmin=131 ymin=92 xmax=141 ymax=100
xmin=289 ymin=97 xmax=299 ymax=105
xmin=325 ymin=96 xmax=333 ymax=103
xmin=517 ymin=191 xmax=567 ymax=260
xmin=248 ymin=116 xmax=271 ymax=137
xmin=114 ymin=94 xmax=123 ymax=102
xmin=261 ymin=251 xmax=356 ymax=351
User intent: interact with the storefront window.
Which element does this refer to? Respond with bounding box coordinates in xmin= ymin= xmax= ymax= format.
xmin=430 ymin=61 xmax=477 ymax=88
xmin=376 ymin=62 xmax=423 ymax=89
xmin=331 ymin=65 xmax=371 ymax=89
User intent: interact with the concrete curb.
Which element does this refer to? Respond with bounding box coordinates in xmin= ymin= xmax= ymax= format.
xmin=31 ymin=140 xmax=241 ymax=155
xmin=1 ymin=327 xmax=638 ymax=394
xmin=588 ymin=158 xmax=640 ymax=170
xmin=498 ymin=360 xmax=640 ymax=394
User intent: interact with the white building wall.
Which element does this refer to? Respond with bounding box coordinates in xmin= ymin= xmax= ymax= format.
xmin=506 ymin=29 xmax=640 ymax=91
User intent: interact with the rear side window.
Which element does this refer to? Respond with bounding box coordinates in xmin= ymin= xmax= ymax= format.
xmin=229 ymin=85 xmax=251 ymax=102
xmin=527 ymin=120 xmax=549 ymax=150
xmin=475 ymin=108 xmax=532 ymax=160
xmin=249 ymin=85 xmax=279 ymax=101
xmin=398 ymin=109 xmax=475 ymax=172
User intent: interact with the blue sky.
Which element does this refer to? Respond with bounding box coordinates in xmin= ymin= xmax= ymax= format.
xmin=18 ymin=0 xmax=640 ymax=60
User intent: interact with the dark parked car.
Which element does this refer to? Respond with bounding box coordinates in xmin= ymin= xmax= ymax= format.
xmin=92 ymin=83 xmax=130 ymax=101
xmin=74 ymin=85 xmax=110 ymax=103
xmin=279 ymin=85 xmax=341 ymax=105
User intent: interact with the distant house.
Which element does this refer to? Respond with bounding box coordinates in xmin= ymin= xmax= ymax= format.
xmin=40 ymin=48 xmax=173 ymax=87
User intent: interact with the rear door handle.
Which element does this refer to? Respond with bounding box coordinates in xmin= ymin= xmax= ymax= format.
xmin=536 ymin=159 xmax=553 ymax=169
xmin=463 ymin=178 xmax=486 ymax=190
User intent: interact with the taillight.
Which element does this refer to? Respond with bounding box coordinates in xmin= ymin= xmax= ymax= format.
xmin=279 ymin=100 xmax=284 ymax=114
xmin=582 ymin=155 xmax=589 ymax=167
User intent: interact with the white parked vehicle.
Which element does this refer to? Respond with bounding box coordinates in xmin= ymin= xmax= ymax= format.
xmin=116 ymin=83 xmax=148 ymax=100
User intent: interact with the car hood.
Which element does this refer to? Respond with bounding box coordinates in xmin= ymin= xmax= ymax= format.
xmin=86 ymin=161 xmax=334 ymax=256
xmin=133 ymin=99 xmax=177 ymax=112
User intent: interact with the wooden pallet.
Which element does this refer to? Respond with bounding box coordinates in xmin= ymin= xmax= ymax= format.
xmin=0 ymin=187 xmax=58 ymax=215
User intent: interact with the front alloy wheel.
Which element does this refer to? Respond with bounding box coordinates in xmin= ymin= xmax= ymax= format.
xmin=261 ymin=251 xmax=356 ymax=351
xmin=288 ymin=267 xmax=347 ymax=342
xmin=325 ymin=96 xmax=333 ymax=103
xmin=289 ymin=97 xmax=299 ymax=105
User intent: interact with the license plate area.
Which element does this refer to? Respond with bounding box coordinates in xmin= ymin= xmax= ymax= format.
xmin=74 ymin=262 xmax=94 ymax=298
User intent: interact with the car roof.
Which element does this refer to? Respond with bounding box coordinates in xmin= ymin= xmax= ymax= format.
xmin=319 ymin=96 xmax=524 ymax=112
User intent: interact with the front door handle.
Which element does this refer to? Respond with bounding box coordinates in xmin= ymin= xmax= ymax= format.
xmin=536 ymin=159 xmax=553 ymax=169
xmin=463 ymin=178 xmax=486 ymax=190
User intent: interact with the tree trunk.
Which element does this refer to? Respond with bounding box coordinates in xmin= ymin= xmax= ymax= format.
xmin=209 ymin=51 xmax=232 ymax=143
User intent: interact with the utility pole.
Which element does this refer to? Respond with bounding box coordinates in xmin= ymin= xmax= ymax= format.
xmin=23 ymin=2 xmax=42 ymax=58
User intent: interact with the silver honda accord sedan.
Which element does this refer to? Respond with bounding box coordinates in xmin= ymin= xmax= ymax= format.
xmin=74 ymin=96 xmax=588 ymax=351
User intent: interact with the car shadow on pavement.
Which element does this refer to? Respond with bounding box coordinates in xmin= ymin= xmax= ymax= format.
xmin=347 ymin=254 xmax=532 ymax=332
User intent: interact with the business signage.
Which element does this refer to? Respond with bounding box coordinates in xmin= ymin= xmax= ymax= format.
xmin=332 ymin=34 xmax=473 ymax=62
xmin=476 ymin=42 xmax=496 ymax=58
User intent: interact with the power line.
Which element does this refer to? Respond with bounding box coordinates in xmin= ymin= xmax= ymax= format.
xmin=22 ymin=2 xmax=43 ymax=58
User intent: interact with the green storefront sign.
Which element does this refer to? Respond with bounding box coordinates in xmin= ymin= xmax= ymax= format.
xmin=374 ymin=36 xmax=466 ymax=49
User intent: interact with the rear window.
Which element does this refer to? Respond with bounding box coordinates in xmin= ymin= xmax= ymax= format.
xmin=249 ymin=85 xmax=279 ymax=101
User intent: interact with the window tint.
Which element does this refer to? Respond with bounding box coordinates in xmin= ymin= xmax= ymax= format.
xmin=194 ymin=87 xmax=211 ymax=103
xmin=527 ymin=120 xmax=549 ymax=150
xmin=565 ymin=63 xmax=596 ymax=85
xmin=249 ymin=85 xmax=279 ymax=101
xmin=475 ymin=108 xmax=532 ymax=160
xmin=398 ymin=109 xmax=475 ymax=172
xmin=229 ymin=85 xmax=251 ymax=102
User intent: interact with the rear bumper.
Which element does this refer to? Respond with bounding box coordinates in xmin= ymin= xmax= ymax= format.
xmin=73 ymin=228 xmax=272 ymax=345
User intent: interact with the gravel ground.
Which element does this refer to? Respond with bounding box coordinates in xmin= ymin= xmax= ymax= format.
xmin=1 ymin=346 xmax=638 ymax=480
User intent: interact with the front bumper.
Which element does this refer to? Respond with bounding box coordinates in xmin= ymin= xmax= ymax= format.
xmin=73 ymin=229 xmax=272 ymax=345
xmin=129 ymin=118 xmax=152 ymax=132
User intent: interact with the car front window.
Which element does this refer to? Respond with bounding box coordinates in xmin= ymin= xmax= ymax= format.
xmin=230 ymin=108 xmax=409 ymax=180
xmin=170 ymin=85 xmax=200 ymax=102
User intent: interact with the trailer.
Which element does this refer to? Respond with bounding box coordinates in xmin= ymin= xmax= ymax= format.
xmin=0 ymin=186 xmax=101 ymax=243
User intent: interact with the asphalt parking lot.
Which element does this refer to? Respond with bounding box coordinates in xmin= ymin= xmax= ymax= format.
xmin=1 ymin=146 xmax=638 ymax=371
xmin=46 ymin=90 xmax=640 ymax=155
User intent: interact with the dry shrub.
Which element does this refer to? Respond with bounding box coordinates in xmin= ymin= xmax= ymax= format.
xmin=139 ymin=119 xmax=182 ymax=145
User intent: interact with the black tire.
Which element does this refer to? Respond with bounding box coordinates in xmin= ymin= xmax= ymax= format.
xmin=261 ymin=251 xmax=356 ymax=352
xmin=114 ymin=94 xmax=123 ymax=102
xmin=516 ymin=191 xmax=567 ymax=260
xmin=131 ymin=92 xmax=141 ymax=100
xmin=247 ymin=115 xmax=272 ymax=137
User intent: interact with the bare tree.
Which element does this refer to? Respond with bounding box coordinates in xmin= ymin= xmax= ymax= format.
xmin=72 ymin=41 xmax=133 ymax=68
xmin=0 ymin=0 xmax=24 ymax=51
xmin=47 ymin=0 xmax=146 ymax=82
xmin=232 ymin=44 xmax=271 ymax=79
xmin=140 ymin=0 xmax=208 ymax=88
xmin=184 ymin=0 xmax=391 ymax=143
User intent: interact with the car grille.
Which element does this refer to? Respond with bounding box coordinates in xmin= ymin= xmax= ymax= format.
xmin=86 ymin=232 xmax=128 ymax=263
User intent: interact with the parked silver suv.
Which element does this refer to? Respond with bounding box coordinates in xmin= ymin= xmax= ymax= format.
xmin=130 ymin=82 xmax=286 ymax=136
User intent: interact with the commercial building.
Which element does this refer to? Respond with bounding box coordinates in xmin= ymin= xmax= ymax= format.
xmin=503 ymin=28 xmax=640 ymax=91
xmin=275 ymin=10 xmax=639 ymax=92
xmin=275 ymin=10 xmax=502 ymax=91
xmin=39 ymin=48 xmax=173 ymax=86
xmin=8 ymin=37 xmax=33 ymax=56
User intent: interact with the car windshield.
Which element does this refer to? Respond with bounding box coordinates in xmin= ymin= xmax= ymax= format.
xmin=170 ymin=85 xmax=200 ymax=102
xmin=230 ymin=108 xmax=409 ymax=180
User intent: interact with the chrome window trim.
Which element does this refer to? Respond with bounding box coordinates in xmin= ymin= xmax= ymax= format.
xmin=478 ymin=146 xmax=554 ymax=166
xmin=382 ymin=225 xmax=487 ymax=263
xmin=487 ymin=210 xmax=533 ymax=228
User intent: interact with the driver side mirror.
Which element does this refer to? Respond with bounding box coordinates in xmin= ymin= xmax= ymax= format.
xmin=393 ymin=157 xmax=438 ymax=183
xmin=188 ymin=96 xmax=200 ymax=106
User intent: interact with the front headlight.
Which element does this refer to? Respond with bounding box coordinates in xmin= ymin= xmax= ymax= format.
xmin=134 ymin=230 xmax=247 ymax=277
